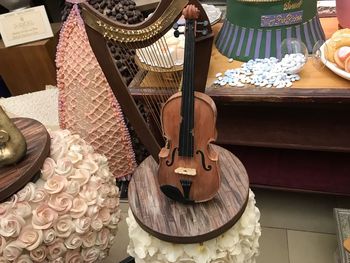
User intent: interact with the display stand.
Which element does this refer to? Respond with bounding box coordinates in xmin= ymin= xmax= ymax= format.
xmin=128 ymin=145 xmax=249 ymax=244
xmin=0 ymin=118 xmax=50 ymax=202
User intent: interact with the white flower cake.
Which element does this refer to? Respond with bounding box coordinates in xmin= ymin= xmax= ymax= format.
xmin=127 ymin=190 xmax=261 ymax=263
xmin=0 ymin=130 xmax=121 ymax=262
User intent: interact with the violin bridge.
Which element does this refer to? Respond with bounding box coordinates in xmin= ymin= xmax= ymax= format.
xmin=175 ymin=167 xmax=196 ymax=176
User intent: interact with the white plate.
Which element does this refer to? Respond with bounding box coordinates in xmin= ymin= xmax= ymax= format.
xmin=320 ymin=40 xmax=350 ymax=80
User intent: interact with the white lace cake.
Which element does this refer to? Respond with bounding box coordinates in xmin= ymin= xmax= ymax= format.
xmin=127 ymin=190 xmax=261 ymax=263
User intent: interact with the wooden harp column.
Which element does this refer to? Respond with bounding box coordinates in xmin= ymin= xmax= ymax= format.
xmin=81 ymin=0 xmax=213 ymax=162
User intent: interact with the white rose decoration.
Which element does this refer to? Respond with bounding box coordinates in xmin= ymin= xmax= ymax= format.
xmin=44 ymin=176 xmax=67 ymax=195
xmin=91 ymin=218 xmax=103 ymax=231
xmin=54 ymin=215 xmax=73 ymax=238
xmin=67 ymin=151 xmax=83 ymax=165
xmin=41 ymin=158 xmax=56 ymax=180
xmin=81 ymin=247 xmax=100 ymax=263
xmin=77 ymin=160 xmax=99 ymax=174
xmin=64 ymin=233 xmax=82 ymax=250
xmin=12 ymin=202 xmax=32 ymax=219
xmin=108 ymin=211 xmax=121 ymax=229
xmin=50 ymin=141 xmax=68 ymax=162
xmin=30 ymin=246 xmax=47 ymax=262
xmin=16 ymin=183 xmax=36 ymax=202
xmin=48 ymin=193 xmax=73 ymax=214
xmin=3 ymin=241 xmax=22 ymax=261
xmin=47 ymin=238 xmax=67 ymax=260
xmin=66 ymin=181 xmax=80 ymax=196
xmin=69 ymin=169 xmax=90 ymax=188
xmin=0 ymin=215 xmax=25 ymax=237
xmin=0 ymin=204 xmax=8 ymax=217
xmin=17 ymin=226 xmax=43 ymax=251
xmin=32 ymin=204 xmax=58 ymax=230
xmin=70 ymin=198 xmax=88 ymax=219
xmin=74 ymin=217 xmax=91 ymax=234
xmin=55 ymin=158 xmax=74 ymax=176
xmin=32 ymin=188 xmax=49 ymax=203
xmin=43 ymin=229 xmax=56 ymax=244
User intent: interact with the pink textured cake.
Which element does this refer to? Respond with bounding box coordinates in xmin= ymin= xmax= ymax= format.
xmin=56 ymin=4 xmax=136 ymax=179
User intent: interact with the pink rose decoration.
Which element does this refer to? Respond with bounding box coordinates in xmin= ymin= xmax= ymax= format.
xmin=64 ymin=233 xmax=82 ymax=250
xmin=16 ymin=183 xmax=36 ymax=202
xmin=70 ymin=198 xmax=88 ymax=219
xmin=98 ymin=208 xmax=111 ymax=225
xmin=0 ymin=128 xmax=121 ymax=262
xmin=41 ymin=158 xmax=56 ymax=180
xmin=30 ymin=246 xmax=47 ymax=262
xmin=43 ymin=229 xmax=56 ymax=244
xmin=82 ymin=232 xmax=97 ymax=248
xmin=73 ymin=218 xmax=91 ymax=234
xmin=81 ymin=247 xmax=100 ymax=263
xmin=96 ymin=228 xmax=110 ymax=250
xmin=3 ymin=241 xmax=22 ymax=261
xmin=0 ymin=204 xmax=8 ymax=217
xmin=44 ymin=176 xmax=67 ymax=195
xmin=0 ymin=215 xmax=25 ymax=237
xmin=65 ymin=249 xmax=83 ymax=263
xmin=0 ymin=237 xmax=6 ymax=255
xmin=55 ymin=158 xmax=74 ymax=176
xmin=69 ymin=169 xmax=90 ymax=188
xmin=48 ymin=193 xmax=73 ymax=214
xmin=54 ymin=215 xmax=73 ymax=238
xmin=32 ymin=205 xmax=58 ymax=230
xmin=17 ymin=226 xmax=43 ymax=251
xmin=14 ymin=254 xmax=33 ymax=263
xmin=47 ymin=239 xmax=66 ymax=260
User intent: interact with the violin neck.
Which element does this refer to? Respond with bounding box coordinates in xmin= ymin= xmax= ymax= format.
xmin=179 ymin=19 xmax=195 ymax=157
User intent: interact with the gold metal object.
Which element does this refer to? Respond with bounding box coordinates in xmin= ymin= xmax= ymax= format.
xmin=0 ymin=106 xmax=27 ymax=168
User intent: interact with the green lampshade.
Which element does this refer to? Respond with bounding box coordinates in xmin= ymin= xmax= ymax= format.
xmin=216 ymin=0 xmax=325 ymax=61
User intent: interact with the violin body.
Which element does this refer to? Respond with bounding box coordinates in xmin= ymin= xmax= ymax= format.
xmin=158 ymin=91 xmax=220 ymax=203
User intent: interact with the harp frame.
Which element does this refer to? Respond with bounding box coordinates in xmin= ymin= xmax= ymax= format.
xmin=80 ymin=0 xmax=214 ymax=162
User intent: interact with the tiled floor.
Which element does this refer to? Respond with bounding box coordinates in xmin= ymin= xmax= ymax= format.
xmin=105 ymin=188 xmax=344 ymax=263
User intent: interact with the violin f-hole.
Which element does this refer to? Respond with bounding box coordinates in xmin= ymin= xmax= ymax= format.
xmin=196 ymin=150 xmax=212 ymax=171
xmin=166 ymin=147 xmax=178 ymax=166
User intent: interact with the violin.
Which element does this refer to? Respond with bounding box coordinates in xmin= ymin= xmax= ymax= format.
xmin=158 ymin=5 xmax=220 ymax=203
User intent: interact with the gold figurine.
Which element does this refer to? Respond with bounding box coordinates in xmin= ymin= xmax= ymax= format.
xmin=0 ymin=106 xmax=27 ymax=168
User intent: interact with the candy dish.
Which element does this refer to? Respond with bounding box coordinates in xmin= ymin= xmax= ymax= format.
xmin=320 ymin=40 xmax=350 ymax=80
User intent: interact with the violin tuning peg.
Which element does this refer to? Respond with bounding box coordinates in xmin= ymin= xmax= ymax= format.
xmin=173 ymin=23 xmax=185 ymax=30
xmin=174 ymin=30 xmax=184 ymax=38
xmin=197 ymin=20 xmax=209 ymax=27
xmin=196 ymin=28 xmax=208 ymax=36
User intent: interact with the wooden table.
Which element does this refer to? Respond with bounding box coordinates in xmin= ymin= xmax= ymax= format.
xmin=205 ymin=18 xmax=350 ymax=194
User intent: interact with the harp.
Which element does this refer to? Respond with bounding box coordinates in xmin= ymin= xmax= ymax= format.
xmin=80 ymin=0 xmax=213 ymax=162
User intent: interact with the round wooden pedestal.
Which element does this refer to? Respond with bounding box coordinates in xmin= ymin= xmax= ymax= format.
xmin=0 ymin=118 xmax=50 ymax=202
xmin=128 ymin=145 xmax=249 ymax=244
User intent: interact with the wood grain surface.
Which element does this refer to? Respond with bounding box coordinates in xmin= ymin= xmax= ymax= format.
xmin=0 ymin=118 xmax=50 ymax=202
xmin=128 ymin=145 xmax=249 ymax=244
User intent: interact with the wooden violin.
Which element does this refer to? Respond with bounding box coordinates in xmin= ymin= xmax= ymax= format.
xmin=158 ymin=5 xmax=220 ymax=203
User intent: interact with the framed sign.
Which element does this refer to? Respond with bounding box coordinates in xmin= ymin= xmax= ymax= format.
xmin=0 ymin=6 xmax=53 ymax=47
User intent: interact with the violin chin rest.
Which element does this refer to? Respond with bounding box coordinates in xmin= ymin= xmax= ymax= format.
xmin=160 ymin=185 xmax=194 ymax=204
